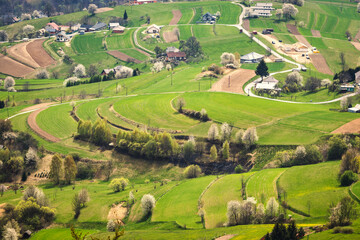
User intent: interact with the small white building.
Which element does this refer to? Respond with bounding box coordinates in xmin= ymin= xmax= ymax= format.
xmin=348 ymin=104 xmax=360 ymax=113
xmin=109 ymin=22 xmax=120 ymax=29
xmin=56 ymin=31 xmax=70 ymax=42
xmin=240 ymin=52 xmax=264 ymax=63
xmin=146 ymin=24 xmax=160 ymax=34
xmin=166 ymin=46 xmax=180 ymax=53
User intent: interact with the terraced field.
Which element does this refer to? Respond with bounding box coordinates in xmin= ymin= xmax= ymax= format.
xmin=278 ymin=161 xmax=348 ymax=222
xmin=202 ymin=173 xmax=254 ymax=229
xmin=152 ymin=175 xmax=216 ymax=228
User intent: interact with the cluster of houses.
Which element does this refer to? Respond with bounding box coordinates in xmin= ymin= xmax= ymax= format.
xmin=44 ymin=21 xmax=126 ymax=42
xmin=248 ymin=3 xmax=274 ymax=18
xmin=199 ymin=12 xmax=218 ymax=24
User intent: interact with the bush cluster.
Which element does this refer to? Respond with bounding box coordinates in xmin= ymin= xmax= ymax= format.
xmin=77 ymin=119 xmax=112 ymax=146
xmin=115 ymin=129 xmax=179 ymax=160
xmin=181 ymin=108 xmax=209 ymax=122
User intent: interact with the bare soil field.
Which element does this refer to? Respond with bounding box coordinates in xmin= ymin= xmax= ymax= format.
xmin=27 ymin=107 xmax=60 ymax=142
xmin=310 ymin=54 xmax=333 ymax=75
xmin=243 ymin=19 xmax=250 ymax=31
xmin=351 ymin=41 xmax=360 ymax=51
xmin=286 ymin=24 xmax=311 ymax=47
xmin=163 ymin=27 xmax=179 ymax=43
xmin=332 ymin=118 xmax=360 ymax=134
xmin=25 ymin=155 xmax=52 ymax=184
xmin=26 ymin=39 xmax=56 ymax=67
xmin=355 ymin=30 xmax=360 ymax=42
xmin=210 ymin=68 xmax=256 ymax=94
xmin=107 ymin=50 xmax=142 ymax=64
xmin=108 ymin=202 xmax=127 ymax=224
xmin=135 ymin=48 xmax=150 ymax=57
xmin=7 ymin=42 xmax=40 ymax=68
xmin=286 ymin=24 xmax=300 ymax=35
xmin=95 ymin=7 xmax=113 ymax=13
xmin=311 ymin=30 xmax=321 ymax=37
xmin=170 ymin=10 xmax=182 ymax=25
xmin=0 ymin=54 xmax=34 ymax=77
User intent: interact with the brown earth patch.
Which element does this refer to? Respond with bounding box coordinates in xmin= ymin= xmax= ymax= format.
xmin=215 ymin=234 xmax=237 ymax=240
xmin=311 ymin=30 xmax=321 ymax=37
xmin=25 ymin=155 xmax=53 ymax=184
xmin=210 ymin=68 xmax=256 ymax=94
xmin=135 ymin=48 xmax=150 ymax=57
xmin=107 ymin=50 xmax=142 ymax=64
xmin=294 ymin=35 xmax=311 ymax=48
xmin=95 ymin=7 xmax=113 ymax=13
xmin=243 ymin=19 xmax=250 ymax=31
xmin=0 ymin=203 xmax=6 ymax=218
xmin=7 ymin=41 xmax=39 ymax=68
xmin=351 ymin=41 xmax=360 ymax=51
xmin=332 ymin=118 xmax=360 ymax=134
xmin=27 ymin=107 xmax=60 ymax=142
xmin=26 ymin=39 xmax=56 ymax=67
xmin=309 ymin=54 xmax=333 ymax=75
xmin=286 ymin=24 xmax=300 ymax=35
xmin=170 ymin=10 xmax=182 ymax=25
xmin=0 ymin=54 xmax=34 ymax=77
xmin=108 ymin=202 xmax=127 ymax=224
xmin=163 ymin=27 xmax=179 ymax=43
xmin=21 ymin=102 xmax=56 ymax=112
xmin=355 ymin=30 xmax=360 ymax=42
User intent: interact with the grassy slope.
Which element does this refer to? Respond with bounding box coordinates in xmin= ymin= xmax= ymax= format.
xmin=152 ymin=175 xmax=216 ymax=229
xmin=202 ymin=173 xmax=254 ymax=229
xmin=278 ymin=161 xmax=349 ymax=222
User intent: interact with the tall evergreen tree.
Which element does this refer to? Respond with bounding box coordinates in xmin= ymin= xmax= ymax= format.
xmin=124 ymin=10 xmax=128 ymax=20
xmin=255 ymin=59 xmax=269 ymax=81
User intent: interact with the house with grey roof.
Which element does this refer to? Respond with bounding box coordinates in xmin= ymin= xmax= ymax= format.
xmin=166 ymin=47 xmax=180 ymax=53
xmin=90 ymin=22 xmax=107 ymax=31
xmin=56 ymin=31 xmax=70 ymax=42
xmin=240 ymin=52 xmax=264 ymax=63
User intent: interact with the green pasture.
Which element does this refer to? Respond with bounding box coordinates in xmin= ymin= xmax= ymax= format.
xmin=36 ymin=103 xmax=77 ymax=140
xmin=152 ymin=175 xmax=216 ymax=229
xmin=106 ymin=29 xmax=134 ymax=50
xmin=178 ymin=25 xmax=193 ymax=41
xmin=190 ymin=7 xmax=203 ymax=24
xmin=246 ymin=168 xmax=285 ymax=204
xmin=72 ymin=32 xmax=106 ymax=54
xmin=177 ymin=8 xmax=194 ymax=25
xmin=30 ymin=228 xmax=99 ymax=240
xmin=202 ymin=173 xmax=254 ymax=229
xmin=278 ymin=161 xmax=349 ymax=222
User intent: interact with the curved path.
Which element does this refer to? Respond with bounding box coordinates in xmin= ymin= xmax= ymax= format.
xmin=133 ymin=28 xmax=155 ymax=54
xmin=27 ymin=107 xmax=60 ymax=142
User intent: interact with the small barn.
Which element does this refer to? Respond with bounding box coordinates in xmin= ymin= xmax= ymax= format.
xmin=56 ymin=31 xmax=70 ymax=42
xmin=240 ymin=52 xmax=264 ymax=63
xmin=146 ymin=24 xmax=160 ymax=34
xmin=113 ymin=26 xmax=125 ymax=33
xmin=89 ymin=22 xmax=107 ymax=31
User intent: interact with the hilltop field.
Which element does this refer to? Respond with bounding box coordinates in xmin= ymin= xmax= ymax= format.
xmin=0 ymin=0 xmax=360 ymax=239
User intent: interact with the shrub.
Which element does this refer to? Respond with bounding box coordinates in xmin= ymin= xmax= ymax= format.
xmin=220 ymin=52 xmax=238 ymax=67
xmin=36 ymin=69 xmax=49 ymax=79
xmin=107 ymin=219 xmax=118 ymax=232
xmin=23 ymin=185 xmax=48 ymax=207
xmin=88 ymin=4 xmax=98 ymax=14
xmin=183 ymin=139 xmax=195 ymax=160
xmin=151 ymin=62 xmax=164 ymax=72
xmin=74 ymin=64 xmax=86 ymax=78
xmin=210 ymin=145 xmax=217 ymax=161
xmin=184 ymin=165 xmax=201 ymax=178
xmin=242 ymin=127 xmax=258 ymax=149
xmin=341 ymin=227 xmax=354 ymax=234
xmin=21 ymin=13 xmax=31 ymax=21
xmin=4 ymin=77 xmax=15 ymax=90
xmin=340 ymin=149 xmax=360 ymax=175
xmin=328 ymin=136 xmax=347 ymax=160
xmin=72 ymin=193 xmax=81 ymax=219
xmin=176 ymin=98 xmax=186 ymax=112
xmin=141 ymin=194 xmax=156 ymax=217
xmin=78 ymin=188 xmax=90 ymax=207
xmin=3 ymin=228 xmax=18 ymax=240
xmin=235 ymin=164 xmax=243 ymax=173
xmin=222 ymin=140 xmax=230 ymax=160
xmin=109 ymin=178 xmax=129 ymax=192
xmin=305 ymin=77 xmax=321 ymax=92
xmin=340 ymin=171 xmax=358 ymax=186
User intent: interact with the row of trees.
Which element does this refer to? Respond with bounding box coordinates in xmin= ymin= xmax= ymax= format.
xmin=49 ymin=154 xmax=77 ymax=185
xmin=77 ymin=119 xmax=112 ymax=146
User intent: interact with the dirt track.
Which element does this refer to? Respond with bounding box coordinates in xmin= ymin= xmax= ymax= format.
xmin=27 ymin=107 xmax=60 ymax=142
xmin=163 ymin=27 xmax=179 ymax=43
xmin=0 ymin=54 xmax=34 ymax=77
xmin=170 ymin=10 xmax=182 ymax=25
xmin=286 ymin=24 xmax=300 ymax=35
xmin=351 ymin=41 xmax=360 ymax=51
xmin=21 ymin=102 xmax=56 ymax=112
xmin=26 ymin=39 xmax=55 ymax=67
xmin=332 ymin=118 xmax=360 ymax=134
xmin=310 ymin=54 xmax=333 ymax=75
xmin=107 ymin=50 xmax=142 ymax=64
xmin=95 ymin=7 xmax=113 ymax=13
xmin=243 ymin=19 xmax=250 ymax=31
xmin=7 ymin=41 xmax=40 ymax=68
xmin=311 ymin=30 xmax=321 ymax=37
xmin=210 ymin=68 xmax=256 ymax=94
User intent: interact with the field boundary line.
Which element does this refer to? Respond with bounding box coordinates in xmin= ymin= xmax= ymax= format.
xmin=198 ymin=176 xmax=223 ymax=210
xmin=349 ymin=184 xmax=360 ymax=204
xmin=244 ymin=172 xmax=256 ymax=199
xmin=188 ymin=8 xmax=196 ymax=24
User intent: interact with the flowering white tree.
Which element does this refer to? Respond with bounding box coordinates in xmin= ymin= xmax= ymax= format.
xmin=220 ymin=52 xmax=236 ymax=66
xmin=207 ymin=124 xmax=219 ymax=141
xmin=321 ymin=79 xmax=332 ymax=87
xmin=74 ymin=64 xmax=86 ymax=78
xmin=276 ymin=9 xmax=283 ymax=20
xmin=4 ymin=77 xmax=15 ymax=90
xmin=265 ymin=197 xmax=279 ymax=219
xmin=141 ymin=194 xmax=156 ymax=216
xmin=242 ymin=127 xmax=258 ymax=148
xmin=32 ymin=10 xmax=40 ymax=18
xmin=36 ymin=69 xmax=49 ymax=79
xmin=129 ymin=191 xmax=135 ymax=204
xmin=25 ymin=147 xmax=38 ymax=169
xmin=282 ymin=3 xmax=298 ymax=19
xmin=226 ymin=200 xmax=241 ymax=226
xmin=88 ymin=4 xmax=98 ymax=15
xmin=340 ymin=97 xmax=349 ymax=111
xmin=115 ymin=66 xmax=133 ymax=79
xmin=151 ymin=62 xmax=164 ymax=73
xmin=23 ymin=25 xmax=35 ymax=35
xmin=21 ymin=13 xmax=31 ymax=21
xmin=235 ymin=129 xmax=244 ymax=145
xmin=63 ymin=77 xmax=80 ymax=87
xmin=286 ymin=71 xmax=303 ymax=86
xmin=220 ymin=122 xmax=232 ymax=142
xmin=3 ymin=228 xmax=18 ymax=240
